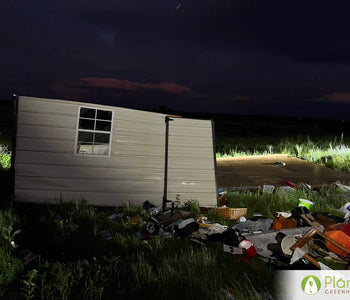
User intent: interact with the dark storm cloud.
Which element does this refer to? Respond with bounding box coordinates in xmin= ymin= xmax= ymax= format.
xmin=1 ymin=1 xmax=350 ymax=119
xmin=81 ymin=78 xmax=193 ymax=94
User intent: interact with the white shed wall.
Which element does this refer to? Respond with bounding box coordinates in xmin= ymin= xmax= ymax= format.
xmin=166 ymin=118 xmax=217 ymax=206
xmin=14 ymin=96 xmax=217 ymax=207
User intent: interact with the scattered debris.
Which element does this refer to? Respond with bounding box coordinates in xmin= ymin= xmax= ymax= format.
xmin=283 ymin=180 xmax=296 ymax=188
xmin=271 ymin=161 xmax=286 ymax=166
xmin=262 ymin=185 xmax=275 ymax=193
xmin=277 ymin=186 xmax=295 ymax=193
xmin=238 ymin=240 xmax=257 ymax=257
xmin=335 ymin=182 xmax=350 ymax=192
xmin=175 ymin=218 xmax=199 ymax=237
xmin=325 ymin=223 xmax=350 ymax=257
xmin=99 ymin=229 xmax=113 ymax=240
xmin=234 ymin=218 xmax=274 ymax=234
xmin=272 ymin=215 xmax=297 ymax=230
xmin=298 ymin=198 xmax=313 ymax=210
xmin=297 ymin=182 xmax=312 ymax=190
xmin=134 ymin=195 xmax=350 ymax=270
xmin=338 ymin=202 xmax=350 ymax=220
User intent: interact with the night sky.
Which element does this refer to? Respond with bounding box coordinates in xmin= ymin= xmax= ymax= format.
xmin=2 ymin=1 xmax=350 ymax=120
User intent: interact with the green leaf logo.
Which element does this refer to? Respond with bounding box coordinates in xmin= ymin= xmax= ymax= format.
xmin=301 ymin=275 xmax=321 ymax=295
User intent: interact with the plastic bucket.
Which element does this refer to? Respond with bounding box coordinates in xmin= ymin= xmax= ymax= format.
xmin=298 ymin=198 xmax=313 ymax=210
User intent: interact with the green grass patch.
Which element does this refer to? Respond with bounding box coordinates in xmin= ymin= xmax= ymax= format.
xmin=216 ymin=135 xmax=350 ymax=173
xmin=0 ymin=144 xmax=11 ymax=170
xmin=226 ymin=186 xmax=345 ymax=218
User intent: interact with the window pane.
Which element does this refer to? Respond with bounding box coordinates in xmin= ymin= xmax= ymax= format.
xmin=78 ymin=131 xmax=94 ymax=143
xmin=80 ymin=107 xmax=96 ymax=119
xmin=93 ymin=144 xmax=109 ymax=155
xmin=97 ymin=110 xmax=112 ymax=120
xmin=79 ymin=119 xmax=95 ymax=130
xmin=77 ymin=143 xmax=93 ymax=154
xmin=95 ymin=133 xmax=110 ymax=143
xmin=95 ymin=121 xmax=111 ymax=131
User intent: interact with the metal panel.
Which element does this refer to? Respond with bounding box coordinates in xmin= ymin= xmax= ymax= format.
xmin=16 ymin=176 xmax=163 ymax=193
xmin=17 ymin=125 xmax=76 ymax=141
xmin=14 ymin=96 xmax=217 ymax=207
xmin=14 ymin=96 xmax=166 ymax=206
xmin=16 ymin=164 xmax=163 ymax=181
xmin=15 ymin=150 xmax=164 ymax=168
xmin=166 ymin=118 xmax=217 ymax=206
xmin=15 ymin=189 xmax=164 ymax=206
xmin=16 ymin=137 xmax=75 ymax=153
xmin=18 ymin=111 xmax=77 ymax=129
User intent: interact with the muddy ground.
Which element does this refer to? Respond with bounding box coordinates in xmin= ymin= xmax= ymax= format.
xmin=216 ymin=154 xmax=350 ymax=188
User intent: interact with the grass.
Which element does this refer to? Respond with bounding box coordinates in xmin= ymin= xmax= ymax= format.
xmin=216 ymin=135 xmax=350 ymax=173
xmin=0 ymin=144 xmax=11 ymax=170
xmin=1 ymin=200 xmax=275 ymax=299
xmin=0 ymin=184 xmax=349 ymax=298
xmin=1 ymin=133 xmax=350 ymax=298
xmin=226 ymin=185 xmax=346 ymax=219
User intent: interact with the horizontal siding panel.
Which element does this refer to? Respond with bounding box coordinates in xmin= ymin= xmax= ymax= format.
xmin=16 ymin=164 xmax=164 ymax=181
xmin=113 ymin=133 xmax=164 ymax=147
xmin=112 ymin=143 xmax=164 ymax=157
xmin=115 ymin=110 xmax=165 ymax=125
xmin=17 ymin=125 xmax=76 ymax=141
xmin=19 ymin=97 xmax=79 ymax=116
xmin=15 ymin=189 xmax=163 ymax=206
xmin=167 ymin=181 xmax=216 ymax=193
xmin=16 ymin=138 xmax=74 ymax=153
xmin=16 ymin=176 xmax=163 ymax=193
xmin=169 ymin=135 xmax=213 ymax=148
xmin=168 ymin=157 xmax=214 ymax=170
xmin=15 ymin=150 xmax=163 ymax=168
xmin=168 ymin=147 xmax=213 ymax=159
xmin=167 ymin=170 xmax=214 ymax=181
xmin=115 ymin=122 xmax=164 ymax=136
xmin=171 ymin=118 xmax=212 ymax=128
xmin=169 ymin=126 xmax=212 ymax=138
xmin=18 ymin=111 xmax=77 ymax=128
xmin=167 ymin=192 xmax=216 ymax=206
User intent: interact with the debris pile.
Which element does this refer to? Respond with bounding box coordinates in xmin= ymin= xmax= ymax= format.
xmin=120 ymin=182 xmax=350 ymax=270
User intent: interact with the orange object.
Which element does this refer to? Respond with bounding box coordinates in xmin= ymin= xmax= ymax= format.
xmin=325 ymin=223 xmax=350 ymax=257
xmin=272 ymin=215 xmax=297 ymax=230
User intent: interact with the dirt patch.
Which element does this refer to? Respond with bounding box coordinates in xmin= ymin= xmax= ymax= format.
xmin=216 ymin=154 xmax=350 ymax=188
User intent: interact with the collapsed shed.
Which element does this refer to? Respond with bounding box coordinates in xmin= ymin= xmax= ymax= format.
xmin=13 ymin=96 xmax=218 ymax=207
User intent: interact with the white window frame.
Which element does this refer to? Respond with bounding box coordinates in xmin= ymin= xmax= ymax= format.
xmin=74 ymin=105 xmax=114 ymax=157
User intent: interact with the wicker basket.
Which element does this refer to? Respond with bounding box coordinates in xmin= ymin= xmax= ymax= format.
xmin=214 ymin=207 xmax=247 ymax=220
